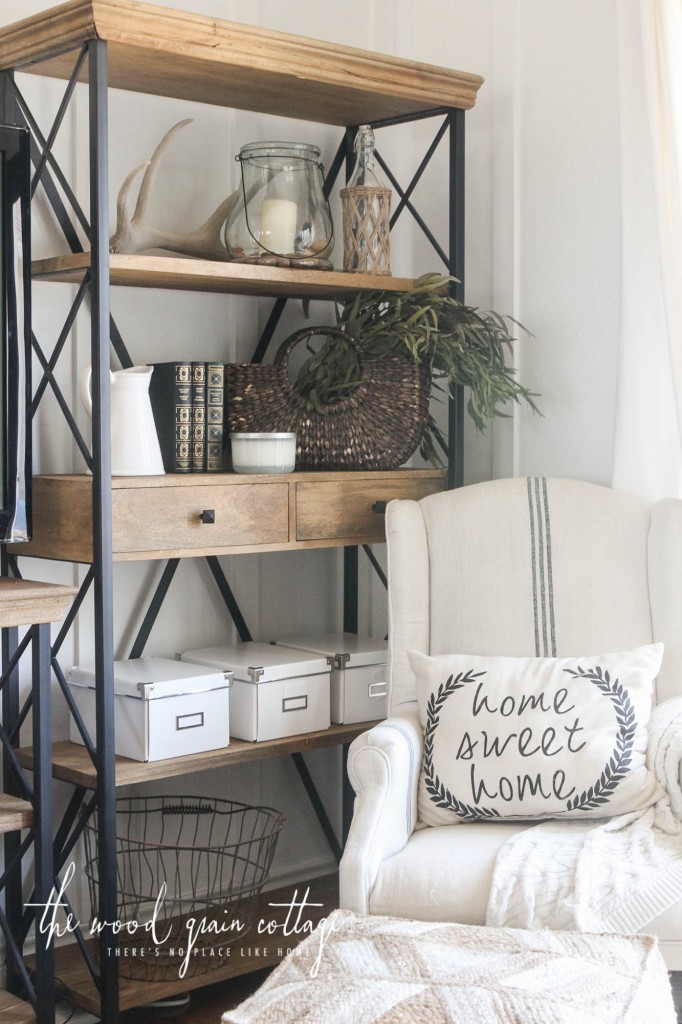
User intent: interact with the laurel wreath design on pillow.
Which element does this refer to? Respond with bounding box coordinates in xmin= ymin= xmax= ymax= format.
xmin=423 ymin=670 xmax=499 ymax=822
xmin=423 ymin=664 xmax=636 ymax=821
xmin=562 ymin=665 xmax=635 ymax=812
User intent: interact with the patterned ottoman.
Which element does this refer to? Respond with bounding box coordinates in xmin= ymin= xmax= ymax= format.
xmin=222 ymin=910 xmax=677 ymax=1024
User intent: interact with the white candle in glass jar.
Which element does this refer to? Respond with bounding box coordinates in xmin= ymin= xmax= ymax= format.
xmin=230 ymin=433 xmax=296 ymax=473
xmin=259 ymin=198 xmax=297 ymax=254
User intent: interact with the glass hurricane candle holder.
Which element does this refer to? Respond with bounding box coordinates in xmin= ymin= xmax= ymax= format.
xmin=224 ymin=142 xmax=334 ymax=269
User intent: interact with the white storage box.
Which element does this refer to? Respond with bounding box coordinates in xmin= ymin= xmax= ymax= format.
xmin=67 ymin=657 xmax=231 ymax=762
xmin=275 ymin=633 xmax=387 ymax=724
xmin=180 ymin=642 xmax=330 ymax=742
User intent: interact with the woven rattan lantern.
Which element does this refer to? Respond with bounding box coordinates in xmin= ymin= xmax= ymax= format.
xmin=341 ymin=125 xmax=391 ymax=275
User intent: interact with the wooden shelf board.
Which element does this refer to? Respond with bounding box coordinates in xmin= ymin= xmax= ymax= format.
xmin=32 ymin=252 xmax=415 ymax=299
xmin=0 ymin=578 xmax=79 ymax=629
xmin=18 ymin=722 xmax=377 ymax=789
xmin=0 ymin=0 xmax=483 ymax=124
xmin=0 ymin=795 xmax=33 ymax=834
xmin=0 ymin=991 xmax=35 ymax=1024
xmin=63 ymin=467 xmax=441 ymax=488
xmin=47 ymin=873 xmax=338 ymax=1014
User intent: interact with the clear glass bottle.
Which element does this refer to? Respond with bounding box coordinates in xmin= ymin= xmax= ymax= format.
xmin=224 ymin=142 xmax=334 ymax=268
xmin=341 ymin=125 xmax=392 ymax=275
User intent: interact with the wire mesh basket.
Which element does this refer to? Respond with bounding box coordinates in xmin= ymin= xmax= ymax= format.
xmin=83 ymin=795 xmax=285 ymax=980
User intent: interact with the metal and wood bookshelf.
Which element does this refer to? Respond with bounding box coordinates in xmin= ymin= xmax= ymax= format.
xmin=0 ymin=2 xmax=482 ymax=1020
xmin=0 ymin=579 xmax=77 ymax=1024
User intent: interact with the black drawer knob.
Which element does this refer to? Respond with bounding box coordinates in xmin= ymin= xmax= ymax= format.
xmin=200 ymin=509 xmax=216 ymax=525
xmin=372 ymin=501 xmax=387 ymax=514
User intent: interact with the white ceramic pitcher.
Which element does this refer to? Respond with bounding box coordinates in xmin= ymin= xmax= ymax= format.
xmin=80 ymin=364 xmax=165 ymax=476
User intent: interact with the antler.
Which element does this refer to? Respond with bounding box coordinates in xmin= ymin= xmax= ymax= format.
xmin=109 ymin=119 xmax=236 ymax=261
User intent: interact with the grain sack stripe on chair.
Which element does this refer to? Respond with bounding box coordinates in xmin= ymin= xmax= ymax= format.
xmin=539 ymin=476 xmax=557 ymax=657
xmin=527 ymin=476 xmax=556 ymax=657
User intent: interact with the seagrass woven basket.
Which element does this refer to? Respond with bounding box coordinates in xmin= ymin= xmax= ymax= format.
xmin=225 ymin=326 xmax=431 ymax=471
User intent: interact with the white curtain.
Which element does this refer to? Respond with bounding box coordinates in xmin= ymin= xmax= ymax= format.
xmin=612 ymin=0 xmax=682 ymax=500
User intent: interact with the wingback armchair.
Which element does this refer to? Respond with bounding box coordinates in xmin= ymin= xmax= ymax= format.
xmin=339 ymin=477 xmax=682 ymax=968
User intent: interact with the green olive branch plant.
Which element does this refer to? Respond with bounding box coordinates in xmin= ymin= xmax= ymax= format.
xmin=293 ymin=272 xmax=541 ymax=467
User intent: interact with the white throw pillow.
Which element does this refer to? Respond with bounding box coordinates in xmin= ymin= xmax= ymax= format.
xmin=409 ymin=644 xmax=664 ymax=827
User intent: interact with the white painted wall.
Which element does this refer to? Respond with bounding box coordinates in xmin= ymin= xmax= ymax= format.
xmin=0 ymin=0 xmax=628 ymax=929
xmin=491 ymin=0 xmax=622 ymax=484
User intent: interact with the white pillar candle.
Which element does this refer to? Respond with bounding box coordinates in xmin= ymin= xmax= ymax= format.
xmin=259 ymin=198 xmax=298 ymax=254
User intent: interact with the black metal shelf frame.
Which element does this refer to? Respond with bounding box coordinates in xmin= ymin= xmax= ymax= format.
xmin=0 ymin=618 xmax=56 ymax=1023
xmin=1 ymin=33 xmax=466 ymax=1024
xmin=1 ymin=40 xmax=121 ymax=1024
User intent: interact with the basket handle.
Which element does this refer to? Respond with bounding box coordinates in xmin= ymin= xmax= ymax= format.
xmin=274 ymin=326 xmax=363 ymax=391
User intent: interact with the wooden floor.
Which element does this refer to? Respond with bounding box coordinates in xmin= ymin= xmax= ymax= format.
xmin=120 ymin=970 xmax=271 ymax=1023
xmin=0 ymin=988 xmax=36 ymax=1024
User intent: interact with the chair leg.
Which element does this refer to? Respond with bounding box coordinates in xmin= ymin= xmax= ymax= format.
xmin=670 ymin=971 xmax=682 ymax=1023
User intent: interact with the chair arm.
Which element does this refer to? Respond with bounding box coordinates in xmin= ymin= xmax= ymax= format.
xmin=339 ymin=710 xmax=423 ymax=914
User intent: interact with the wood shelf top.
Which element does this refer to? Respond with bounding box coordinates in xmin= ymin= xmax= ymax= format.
xmin=18 ymin=722 xmax=377 ymax=789
xmin=46 ymin=873 xmax=338 ymax=1013
xmin=0 ymin=990 xmax=35 ymax=1024
xmin=0 ymin=795 xmax=33 ymax=834
xmin=0 ymin=578 xmax=78 ymax=629
xmin=32 ymin=252 xmax=416 ymax=299
xmin=0 ymin=0 xmax=483 ymax=125
xmin=33 ymin=467 xmax=443 ymax=488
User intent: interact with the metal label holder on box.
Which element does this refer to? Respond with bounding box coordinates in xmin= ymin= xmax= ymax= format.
xmin=180 ymin=641 xmax=331 ymax=742
xmin=274 ymin=632 xmax=388 ymax=724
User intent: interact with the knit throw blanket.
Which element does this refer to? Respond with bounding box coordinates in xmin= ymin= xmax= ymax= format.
xmin=222 ymin=910 xmax=676 ymax=1024
xmin=487 ymin=697 xmax=682 ymax=934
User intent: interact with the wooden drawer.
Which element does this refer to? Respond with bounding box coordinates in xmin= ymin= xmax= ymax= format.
xmin=112 ymin=482 xmax=289 ymax=556
xmin=15 ymin=471 xmax=445 ymax=562
xmin=17 ymin=476 xmax=290 ymax=562
xmin=295 ymin=473 xmax=445 ymax=542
